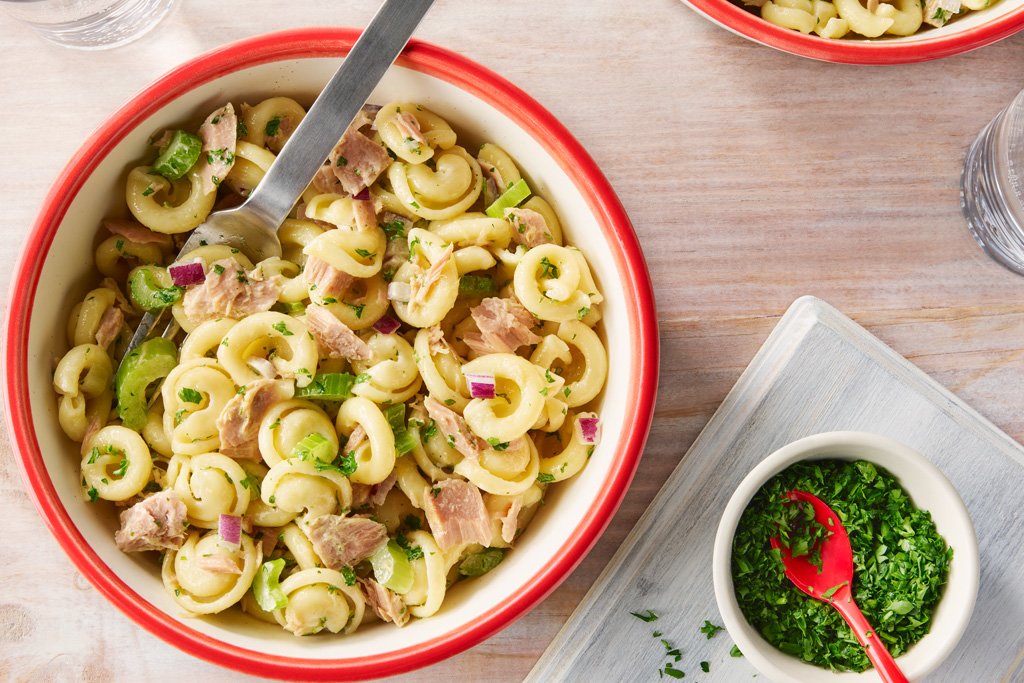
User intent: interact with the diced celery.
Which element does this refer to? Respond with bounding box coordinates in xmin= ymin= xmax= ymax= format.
xmin=292 ymin=432 xmax=334 ymax=462
xmin=153 ymin=130 xmax=202 ymax=181
xmin=384 ymin=404 xmax=416 ymax=456
xmin=115 ymin=337 xmax=178 ymax=430
xmin=128 ymin=265 xmax=182 ymax=313
xmin=484 ymin=178 xmax=531 ymax=218
xmin=294 ymin=373 xmax=356 ymax=400
xmin=458 ymin=548 xmax=505 ymax=577
xmin=370 ymin=540 xmax=414 ymax=594
xmin=253 ymin=558 xmax=288 ymax=611
xmin=458 ymin=274 xmax=497 ymax=298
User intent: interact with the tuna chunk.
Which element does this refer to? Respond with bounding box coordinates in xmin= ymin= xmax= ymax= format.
xmin=369 ymin=470 xmax=397 ymax=507
xmin=328 ymin=130 xmax=392 ymax=196
xmin=94 ymin=306 xmax=124 ymax=349
xmin=114 ymin=490 xmax=189 ymax=553
xmin=425 ymin=326 xmax=453 ymax=356
xmin=500 ymin=497 xmax=523 ymax=545
xmin=463 ymin=297 xmax=541 ymax=356
xmin=505 ymin=208 xmax=553 ymax=248
xmin=308 ymin=515 xmax=388 ymax=569
xmin=395 ymin=111 xmax=428 ymax=146
xmin=424 ymin=397 xmax=483 ymax=460
xmin=303 ymin=255 xmax=354 ymax=300
xmin=422 ymin=479 xmax=492 ymax=551
xmin=352 ymin=196 xmax=378 ymax=232
xmin=196 ymin=103 xmax=238 ymax=195
xmin=304 ymin=303 xmax=371 ymax=360
xmin=360 ymin=578 xmax=410 ymax=626
xmin=312 ymin=165 xmax=345 ymax=194
xmin=182 ymin=258 xmax=281 ymax=325
xmin=216 ymin=379 xmax=295 ymax=460
xmin=197 ymin=555 xmax=243 ymax=575
xmin=104 ymin=218 xmax=173 ymax=248
xmin=410 ymin=243 xmax=454 ymax=305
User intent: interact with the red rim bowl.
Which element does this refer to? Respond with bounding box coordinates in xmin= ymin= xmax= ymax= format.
xmin=683 ymin=0 xmax=1024 ymax=63
xmin=2 ymin=27 xmax=659 ymax=681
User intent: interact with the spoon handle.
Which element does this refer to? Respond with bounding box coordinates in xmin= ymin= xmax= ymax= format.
xmin=832 ymin=595 xmax=909 ymax=683
xmin=242 ymin=0 xmax=434 ymax=228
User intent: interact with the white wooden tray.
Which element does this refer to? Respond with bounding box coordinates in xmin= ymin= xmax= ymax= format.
xmin=525 ymin=296 xmax=1024 ymax=682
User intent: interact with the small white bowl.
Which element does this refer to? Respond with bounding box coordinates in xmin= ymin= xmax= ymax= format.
xmin=712 ymin=432 xmax=979 ymax=682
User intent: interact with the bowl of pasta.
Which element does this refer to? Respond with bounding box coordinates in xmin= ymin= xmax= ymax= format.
xmin=682 ymin=0 xmax=1024 ymax=63
xmin=3 ymin=28 xmax=658 ymax=680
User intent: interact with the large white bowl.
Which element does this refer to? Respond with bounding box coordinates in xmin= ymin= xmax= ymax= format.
xmin=712 ymin=432 xmax=979 ymax=682
xmin=2 ymin=28 xmax=659 ymax=680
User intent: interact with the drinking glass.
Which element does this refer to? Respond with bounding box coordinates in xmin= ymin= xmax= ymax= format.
xmin=961 ymin=88 xmax=1024 ymax=276
xmin=0 ymin=0 xmax=175 ymax=50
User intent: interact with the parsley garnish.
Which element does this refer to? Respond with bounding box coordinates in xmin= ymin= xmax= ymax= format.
xmin=213 ymin=264 xmax=225 ymax=275
xmin=178 ymin=387 xmax=202 ymax=404
xmin=486 ymin=437 xmax=510 ymax=451
xmin=732 ymin=460 xmax=950 ymax=671
xmin=265 ymin=116 xmax=282 ymax=137
xmin=538 ymin=256 xmax=559 ymax=278
xmin=730 ymin=645 xmax=743 ymax=657
xmin=272 ymin=321 xmax=293 ymax=336
xmin=630 ymin=610 xmax=659 ymax=622
xmin=336 ymin=155 xmax=348 ymax=167
xmin=341 ymin=566 xmax=356 ymax=586
xmin=86 ymin=486 xmax=99 ymax=502
xmin=577 ymin=306 xmax=590 ymax=320
xmin=699 ymin=620 xmax=724 ymax=638
xmin=347 ymin=302 xmax=365 ymax=318
xmin=354 ymin=248 xmax=375 ymax=258
xmin=537 ymin=473 xmax=555 ymax=484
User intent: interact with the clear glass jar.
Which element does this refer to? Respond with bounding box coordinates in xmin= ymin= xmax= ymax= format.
xmin=961 ymin=87 xmax=1024 ymax=276
xmin=0 ymin=0 xmax=176 ymax=50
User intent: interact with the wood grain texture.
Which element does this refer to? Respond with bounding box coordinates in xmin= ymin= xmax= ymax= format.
xmin=526 ymin=296 xmax=1024 ymax=682
xmin=2 ymin=0 xmax=1024 ymax=680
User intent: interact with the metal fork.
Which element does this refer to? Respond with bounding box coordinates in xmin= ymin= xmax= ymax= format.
xmin=121 ymin=0 xmax=434 ymax=363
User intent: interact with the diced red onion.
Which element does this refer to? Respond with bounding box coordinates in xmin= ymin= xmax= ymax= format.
xmin=218 ymin=513 xmax=242 ymax=548
xmin=169 ymin=260 xmax=206 ymax=286
xmin=353 ymin=187 xmax=371 ymax=201
xmin=576 ymin=416 xmax=602 ymax=445
xmin=388 ymin=281 xmax=412 ymax=303
xmin=372 ymin=315 xmax=401 ymax=335
xmin=464 ymin=372 xmax=496 ymax=399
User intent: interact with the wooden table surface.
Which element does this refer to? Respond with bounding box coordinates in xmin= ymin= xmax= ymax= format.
xmin=3 ymin=1 xmax=1024 ymax=681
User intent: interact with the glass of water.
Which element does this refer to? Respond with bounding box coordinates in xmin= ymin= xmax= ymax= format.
xmin=961 ymin=88 xmax=1024 ymax=276
xmin=0 ymin=0 xmax=175 ymax=50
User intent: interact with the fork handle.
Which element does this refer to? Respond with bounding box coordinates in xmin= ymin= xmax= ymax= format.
xmin=241 ymin=0 xmax=434 ymax=227
xmin=832 ymin=595 xmax=909 ymax=683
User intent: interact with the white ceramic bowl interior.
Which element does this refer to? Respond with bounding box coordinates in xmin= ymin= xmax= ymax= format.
xmin=26 ymin=56 xmax=637 ymax=660
xmin=712 ymin=432 xmax=979 ymax=683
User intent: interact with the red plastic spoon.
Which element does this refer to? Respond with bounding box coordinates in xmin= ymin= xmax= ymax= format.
xmin=770 ymin=490 xmax=909 ymax=683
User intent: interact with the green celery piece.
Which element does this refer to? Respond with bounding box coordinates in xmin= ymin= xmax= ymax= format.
xmin=370 ymin=540 xmax=414 ymax=594
xmin=292 ymin=432 xmax=334 ymax=462
xmin=253 ymin=558 xmax=288 ymax=611
xmin=458 ymin=548 xmax=505 ymax=577
xmin=458 ymin=274 xmax=497 ymax=297
xmin=115 ymin=337 xmax=178 ymax=430
xmin=127 ymin=265 xmax=182 ymax=312
xmin=383 ymin=404 xmax=416 ymax=456
xmin=484 ymin=178 xmax=530 ymax=218
xmin=294 ymin=373 xmax=356 ymax=400
xmin=153 ymin=130 xmax=202 ymax=181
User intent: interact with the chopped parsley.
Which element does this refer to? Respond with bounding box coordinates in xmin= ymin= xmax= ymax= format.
xmin=341 ymin=565 xmax=357 ymax=586
xmin=265 ymin=116 xmax=282 ymax=137
xmin=381 ymin=218 xmax=406 ymax=239
xmin=700 ymin=661 xmax=710 ymax=673
xmin=538 ymin=256 xmax=560 ymax=278
xmin=336 ymin=155 xmax=348 ymax=167
xmin=213 ymin=264 xmax=225 ymax=275
xmin=699 ymin=620 xmax=724 ymax=639
xmin=732 ymin=460 xmax=951 ymax=672
xmin=86 ymin=486 xmax=99 ymax=502
xmin=537 ymin=473 xmax=555 ymax=484
xmin=577 ymin=306 xmax=590 ymax=320
xmin=272 ymin=321 xmax=293 ymax=336
xmin=486 ymin=437 xmax=510 ymax=451
xmin=354 ymin=248 xmax=375 ymax=259
xmin=347 ymin=302 xmax=365 ymax=318
xmin=178 ymin=387 xmax=202 ymax=404
xmin=630 ymin=610 xmax=659 ymax=622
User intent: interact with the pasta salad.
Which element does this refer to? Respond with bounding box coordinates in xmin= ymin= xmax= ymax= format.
xmin=52 ymin=96 xmax=607 ymax=635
